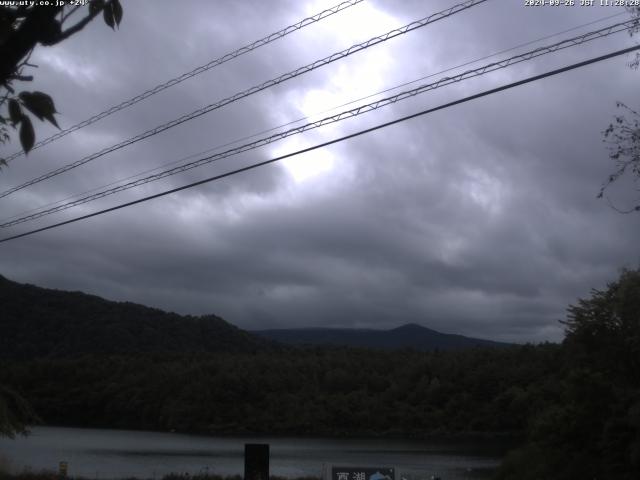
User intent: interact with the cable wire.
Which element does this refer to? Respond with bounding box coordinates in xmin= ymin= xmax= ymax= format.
xmin=2 ymin=44 xmax=638 ymax=244
xmin=2 ymin=0 xmax=365 ymax=163
xmin=0 ymin=0 xmax=489 ymax=199
xmin=3 ymin=10 xmax=625 ymax=225
xmin=1 ymin=18 xmax=634 ymax=229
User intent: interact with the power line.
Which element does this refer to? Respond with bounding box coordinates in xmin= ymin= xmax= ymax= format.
xmin=321 ymin=10 xmax=629 ymax=114
xmin=2 ymin=0 xmax=366 ymax=163
xmin=0 ymin=0 xmax=489 ymax=199
xmin=2 ymin=44 xmax=637 ymax=244
xmin=4 ymin=10 xmax=625 ymax=225
xmin=2 ymin=18 xmax=634 ymax=229
xmin=3 ymin=18 xmax=632 ymax=226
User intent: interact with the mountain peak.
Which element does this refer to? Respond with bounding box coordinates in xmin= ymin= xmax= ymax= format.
xmin=391 ymin=323 xmax=431 ymax=332
xmin=255 ymin=323 xmax=513 ymax=351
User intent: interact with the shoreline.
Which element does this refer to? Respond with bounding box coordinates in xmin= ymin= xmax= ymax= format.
xmin=24 ymin=424 xmax=523 ymax=444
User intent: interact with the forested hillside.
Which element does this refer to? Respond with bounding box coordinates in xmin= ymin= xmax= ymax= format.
xmin=0 ymin=345 xmax=558 ymax=437
xmin=0 ymin=275 xmax=271 ymax=358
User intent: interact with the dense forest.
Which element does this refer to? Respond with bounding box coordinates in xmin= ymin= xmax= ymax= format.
xmin=0 ymin=344 xmax=559 ymax=437
xmin=1 ymin=269 xmax=639 ymax=479
xmin=0 ymin=275 xmax=271 ymax=359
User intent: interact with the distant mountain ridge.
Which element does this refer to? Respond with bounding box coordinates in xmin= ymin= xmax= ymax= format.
xmin=0 ymin=274 xmax=511 ymax=360
xmin=0 ymin=275 xmax=271 ymax=359
xmin=253 ymin=323 xmax=513 ymax=351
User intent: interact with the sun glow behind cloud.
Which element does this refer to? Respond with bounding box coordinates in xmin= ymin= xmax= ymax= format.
xmin=277 ymin=137 xmax=336 ymax=183
xmin=278 ymin=1 xmax=398 ymax=183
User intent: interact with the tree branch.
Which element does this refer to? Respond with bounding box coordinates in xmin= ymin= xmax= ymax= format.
xmin=7 ymin=74 xmax=33 ymax=82
xmin=604 ymin=195 xmax=640 ymax=214
xmin=0 ymin=6 xmax=62 ymax=85
xmin=57 ymin=6 xmax=104 ymax=42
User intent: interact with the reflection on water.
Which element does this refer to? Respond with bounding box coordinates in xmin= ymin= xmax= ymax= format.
xmin=0 ymin=427 xmax=510 ymax=479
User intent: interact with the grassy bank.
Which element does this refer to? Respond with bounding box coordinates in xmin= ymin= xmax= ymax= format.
xmin=0 ymin=473 xmax=322 ymax=480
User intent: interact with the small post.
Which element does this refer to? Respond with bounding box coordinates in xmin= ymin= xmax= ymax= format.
xmin=244 ymin=443 xmax=269 ymax=480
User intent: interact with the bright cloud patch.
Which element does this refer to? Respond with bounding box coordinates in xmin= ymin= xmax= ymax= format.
xmin=275 ymin=137 xmax=335 ymax=183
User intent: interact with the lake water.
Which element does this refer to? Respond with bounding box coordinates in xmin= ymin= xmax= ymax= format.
xmin=0 ymin=427 xmax=510 ymax=479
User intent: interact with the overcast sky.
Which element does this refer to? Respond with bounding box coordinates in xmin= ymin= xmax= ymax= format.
xmin=1 ymin=0 xmax=639 ymax=343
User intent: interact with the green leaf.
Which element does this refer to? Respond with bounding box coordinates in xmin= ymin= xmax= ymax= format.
xmin=44 ymin=112 xmax=59 ymax=129
xmin=19 ymin=91 xmax=59 ymax=128
xmin=18 ymin=93 xmax=43 ymax=121
xmin=103 ymin=2 xmax=115 ymax=29
xmin=8 ymin=99 xmax=22 ymax=125
xmin=22 ymin=91 xmax=57 ymax=114
xmin=112 ymin=0 xmax=123 ymax=26
xmin=19 ymin=115 xmax=35 ymax=154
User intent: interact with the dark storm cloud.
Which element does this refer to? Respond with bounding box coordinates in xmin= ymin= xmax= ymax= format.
xmin=2 ymin=0 xmax=639 ymax=343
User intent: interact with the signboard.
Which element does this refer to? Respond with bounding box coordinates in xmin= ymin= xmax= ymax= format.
xmin=331 ymin=467 xmax=394 ymax=480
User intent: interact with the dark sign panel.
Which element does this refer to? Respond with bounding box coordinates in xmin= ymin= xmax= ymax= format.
xmin=331 ymin=467 xmax=395 ymax=480
xmin=244 ymin=443 xmax=269 ymax=480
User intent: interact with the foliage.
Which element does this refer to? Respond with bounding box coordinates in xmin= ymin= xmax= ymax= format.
xmin=0 ymin=275 xmax=272 ymax=359
xmin=628 ymin=7 xmax=640 ymax=69
xmin=496 ymin=268 xmax=640 ymax=480
xmin=563 ymin=268 xmax=640 ymax=377
xmin=600 ymin=103 xmax=640 ymax=212
xmin=0 ymin=384 xmax=38 ymax=439
xmin=599 ymin=7 xmax=640 ymax=211
xmin=0 ymin=473 xmax=294 ymax=480
xmin=0 ymin=344 xmax=559 ymax=438
xmin=0 ymin=0 xmax=122 ymax=161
